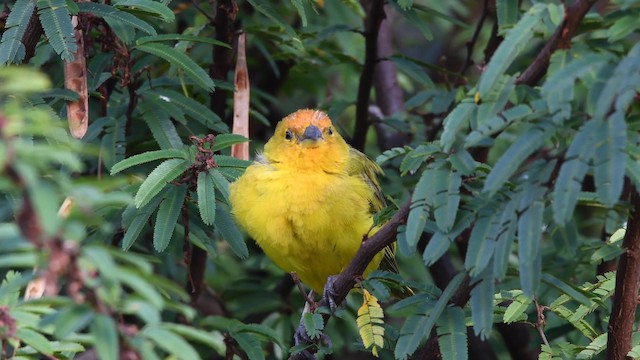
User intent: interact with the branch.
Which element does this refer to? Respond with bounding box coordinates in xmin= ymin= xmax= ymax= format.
xmin=288 ymin=200 xmax=410 ymax=360
xmin=460 ymin=0 xmax=489 ymax=75
xmin=352 ymin=0 xmax=385 ymax=151
xmin=189 ymin=0 xmax=238 ymax=303
xmin=516 ymin=0 xmax=598 ymax=86
xmin=606 ymin=188 xmax=640 ymax=360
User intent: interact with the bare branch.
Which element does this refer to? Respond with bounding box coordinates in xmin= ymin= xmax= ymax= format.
xmin=516 ymin=0 xmax=599 ymax=86
xmin=352 ymin=0 xmax=385 ymax=151
xmin=606 ymin=188 xmax=640 ymax=360
xmin=460 ymin=0 xmax=489 ymax=75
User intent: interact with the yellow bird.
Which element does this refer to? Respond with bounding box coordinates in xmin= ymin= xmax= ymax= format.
xmin=229 ymin=109 xmax=390 ymax=294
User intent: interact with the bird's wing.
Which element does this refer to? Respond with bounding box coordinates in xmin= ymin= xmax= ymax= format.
xmin=347 ymin=147 xmax=399 ymax=274
xmin=347 ymin=147 xmax=386 ymax=213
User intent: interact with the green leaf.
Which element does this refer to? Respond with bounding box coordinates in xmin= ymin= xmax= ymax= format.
xmin=518 ymin=198 xmax=544 ymax=298
xmin=290 ymin=0 xmax=307 ymax=27
xmin=423 ymin=211 xmax=473 ymax=266
xmin=392 ymin=2 xmax=433 ymax=41
xmin=607 ymin=13 xmax=640 ymax=42
xmin=78 ymin=2 xmax=156 ymax=36
xmin=626 ymin=157 xmax=640 ymax=194
xmin=246 ymin=0 xmax=303 ymax=51
xmin=111 ymin=149 xmax=187 ymax=175
xmin=542 ymin=274 xmax=592 ymax=308
xmin=115 ymin=0 xmax=174 ymax=22
xmin=594 ymin=42 xmax=640 ymax=121
xmin=101 ymin=116 xmax=126 ymax=170
xmin=478 ymin=3 xmax=546 ymax=96
xmin=303 ymin=312 xmax=324 ymax=340
xmin=209 ymin=169 xmax=231 ymax=204
xmin=436 ymin=307 xmax=468 ymax=360
xmin=483 ymin=122 xmax=554 ymax=195
xmin=230 ymin=331 xmax=264 ymax=360
xmin=576 ymin=333 xmax=607 ymax=359
xmin=116 ymin=271 xmax=165 ymax=309
xmin=496 ymin=0 xmax=519 ymax=31
xmin=122 ymin=194 xmax=164 ymax=250
xmin=17 ymin=328 xmax=53 ymax=355
xmin=137 ymin=34 xmax=231 ymax=48
xmin=215 ymin=206 xmax=248 ymax=258
xmin=395 ymin=273 xmax=465 ymax=360
xmin=0 ymin=0 xmax=36 ymax=65
xmin=137 ymin=43 xmax=215 ymax=92
xmin=465 ymin=104 xmax=532 ymax=148
xmin=377 ymin=146 xmax=411 ymax=165
xmin=542 ymin=52 xmax=609 ymax=123
xmin=154 ymin=185 xmax=187 ymax=252
xmin=140 ymin=100 xmax=183 ymax=149
xmin=146 ymin=90 xmax=227 ymax=132
xmin=593 ymin=112 xmax=627 ymax=207
xmin=404 ymin=168 xmax=433 ymax=255
xmin=90 ymin=315 xmax=119 ymax=360
xmin=433 ymin=167 xmax=461 ymax=233
xmin=470 ymin=266 xmax=494 ymax=340
xmin=441 ymin=101 xmax=476 ymax=152
xmin=503 ymin=292 xmax=531 ymax=323
xmin=36 ymin=0 xmax=76 ymax=61
xmin=143 ymin=326 xmax=201 ymax=360
xmin=197 ymin=172 xmax=216 ymax=225
xmin=212 ymin=134 xmax=250 ymax=152
xmin=493 ymin=198 xmax=518 ymax=280
xmin=552 ymin=118 xmax=599 ymax=224
xmin=51 ymin=305 xmax=95 ymax=339
xmin=159 ymin=324 xmax=225 ymax=354
xmin=465 ymin=206 xmax=501 ymax=276
xmin=134 ymin=158 xmax=189 ymax=208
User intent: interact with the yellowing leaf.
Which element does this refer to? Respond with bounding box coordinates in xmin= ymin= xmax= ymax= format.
xmin=357 ymin=289 xmax=385 ymax=357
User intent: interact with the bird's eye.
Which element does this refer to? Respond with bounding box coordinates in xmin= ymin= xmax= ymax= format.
xmin=285 ymin=129 xmax=293 ymax=141
xmin=327 ymin=127 xmax=333 ymax=136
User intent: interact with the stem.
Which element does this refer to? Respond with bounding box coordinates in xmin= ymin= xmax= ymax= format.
xmin=352 ymin=0 xmax=385 ymax=151
xmin=606 ymin=189 xmax=640 ymax=360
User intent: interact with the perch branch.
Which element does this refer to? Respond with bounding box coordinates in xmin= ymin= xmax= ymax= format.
xmin=288 ymin=200 xmax=410 ymax=360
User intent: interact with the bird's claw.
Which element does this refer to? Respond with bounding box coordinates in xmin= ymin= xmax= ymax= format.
xmin=323 ymin=275 xmax=341 ymax=313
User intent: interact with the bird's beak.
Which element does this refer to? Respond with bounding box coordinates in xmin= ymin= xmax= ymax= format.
xmin=299 ymin=125 xmax=323 ymax=147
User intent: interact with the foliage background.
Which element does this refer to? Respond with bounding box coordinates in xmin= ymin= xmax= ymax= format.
xmin=0 ymin=0 xmax=639 ymax=359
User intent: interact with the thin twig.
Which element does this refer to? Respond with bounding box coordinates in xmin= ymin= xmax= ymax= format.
xmin=516 ymin=0 xmax=599 ymax=86
xmin=190 ymin=0 xmax=216 ymax=24
xmin=291 ymin=272 xmax=317 ymax=311
xmin=460 ymin=0 xmax=489 ymax=75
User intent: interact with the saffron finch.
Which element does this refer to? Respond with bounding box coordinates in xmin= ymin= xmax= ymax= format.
xmin=229 ymin=109 xmax=392 ymax=293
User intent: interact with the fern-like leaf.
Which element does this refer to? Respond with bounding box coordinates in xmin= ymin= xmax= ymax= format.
xmin=357 ymin=289 xmax=385 ymax=357
xmin=77 ymin=2 xmax=156 ymax=37
xmin=36 ymin=0 xmax=76 ymax=61
xmin=0 ymin=0 xmax=36 ymax=65
xmin=136 ymin=43 xmax=215 ymax=92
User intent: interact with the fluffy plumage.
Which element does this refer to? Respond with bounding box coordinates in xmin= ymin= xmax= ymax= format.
xmin=229 ymin=109 xmax=387 ymax=293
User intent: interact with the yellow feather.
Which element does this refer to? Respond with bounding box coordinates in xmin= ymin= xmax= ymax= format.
xmin=229 ymin=109 xmax=387 ymax=293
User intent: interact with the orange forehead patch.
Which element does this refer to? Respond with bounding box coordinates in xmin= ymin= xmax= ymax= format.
xmin=281 ymin=109 xmax=333 ymax=132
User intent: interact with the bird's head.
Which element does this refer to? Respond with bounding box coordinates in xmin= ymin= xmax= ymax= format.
xmin=263 ymin=109 xmax=349 ymax=170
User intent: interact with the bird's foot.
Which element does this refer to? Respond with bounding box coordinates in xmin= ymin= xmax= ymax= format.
xmin=323 ymin=275 xmax=342 ymax=313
